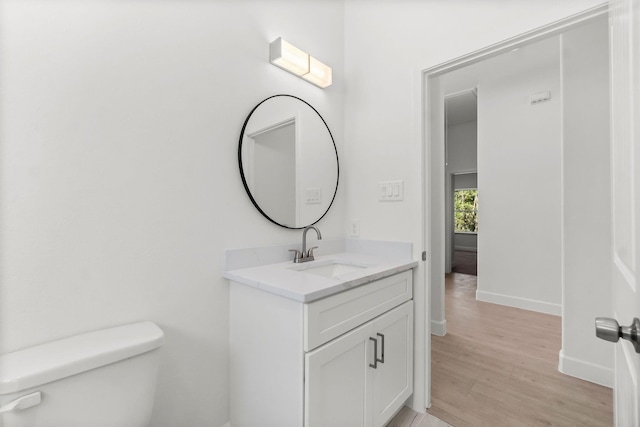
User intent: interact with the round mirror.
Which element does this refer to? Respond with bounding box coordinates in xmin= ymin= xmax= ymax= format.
xmin=238 ymin=95 xmax=339 ymax=229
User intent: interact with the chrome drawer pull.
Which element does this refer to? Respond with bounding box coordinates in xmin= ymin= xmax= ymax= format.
xmin=376 ymin=333 xmax=385 ymax=364
xmin=369 ymin=337 xmax=378 ymax=369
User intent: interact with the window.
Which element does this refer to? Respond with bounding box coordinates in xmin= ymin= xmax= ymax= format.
xmin=454 ymin=189 xmax=478 ymax=233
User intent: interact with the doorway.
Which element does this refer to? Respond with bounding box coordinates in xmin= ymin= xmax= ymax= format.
xmin=444 ymin=91 xmax=478 ymax=277
xmin=422 ymin=5 xmax=614 ymax=424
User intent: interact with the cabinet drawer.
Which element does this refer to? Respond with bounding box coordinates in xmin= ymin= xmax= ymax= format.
xmin=304 ymin=270 xmax=412 ymax=351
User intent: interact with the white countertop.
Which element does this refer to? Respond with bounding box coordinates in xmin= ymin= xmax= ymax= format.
xmin=223 ymin=251 xmax=418 ymax=303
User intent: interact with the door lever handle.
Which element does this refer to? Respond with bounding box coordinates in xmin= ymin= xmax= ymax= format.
xmin=595 ymin=317 xmax=640 ymax=353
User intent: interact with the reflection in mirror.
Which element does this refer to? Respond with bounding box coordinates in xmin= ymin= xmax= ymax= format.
xmin=238 ymin=95 xmax=339 ymax=229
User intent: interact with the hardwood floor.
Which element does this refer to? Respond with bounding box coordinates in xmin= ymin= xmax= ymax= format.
xmin=425 ymin=273 xmax=613 ymax=426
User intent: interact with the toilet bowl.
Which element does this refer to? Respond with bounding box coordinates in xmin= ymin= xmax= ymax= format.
xmin=0 ymin=321 xmax=164 ymax=427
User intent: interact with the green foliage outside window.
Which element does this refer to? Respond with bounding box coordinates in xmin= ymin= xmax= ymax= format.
xmin=454 ymin=189 xmax=478 ymax=233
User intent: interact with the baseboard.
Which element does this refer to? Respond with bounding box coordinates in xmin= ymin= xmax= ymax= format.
xmin=431 ymin=318 xmax=447 ymax=336
xmin=454 ymin=246 xmax=477 ymax=253
xmin=476 ymin=290 xmax=561 ymax=316
xmin=558 ymin=350 xmax=613 ymax=388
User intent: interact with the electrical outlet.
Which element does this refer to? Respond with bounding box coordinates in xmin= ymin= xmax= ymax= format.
xmin=350 ymin=219 xmax=360 ymax=237
xmin=305 ymin=188 xmax=321 ymax=204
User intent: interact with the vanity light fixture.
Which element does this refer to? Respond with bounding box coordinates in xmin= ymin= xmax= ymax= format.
xmin=303 ymin=57 xmax=332 ymax=88
xmin=269 ymin=37 xmax=332 ymax=88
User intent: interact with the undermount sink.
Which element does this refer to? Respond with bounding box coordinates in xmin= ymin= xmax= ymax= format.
xmin=289 ymin=260 xmax=367 ymax=278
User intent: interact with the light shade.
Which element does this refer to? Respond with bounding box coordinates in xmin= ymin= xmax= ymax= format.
xmin=269 ymin=37 xmax=332 ymax=88
xmin=270 ymin=37 xmax=309 ymax=76
xmin=303 ymin=56 xmax=332 ymax=88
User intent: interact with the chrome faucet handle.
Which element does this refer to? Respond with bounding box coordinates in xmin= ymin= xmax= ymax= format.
xmin=288 ymin=249 xmax=302 ymax=262
xmin=306 ymin=246 xmax=318 ymax=258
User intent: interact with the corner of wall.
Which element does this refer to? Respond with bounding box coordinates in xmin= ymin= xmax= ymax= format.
xmin=476 ymin=290 xmax=562 ymax=316
xmin=558 ymin=349 xmax=613 ymax=388
xmin=431 ymin=319 xmax=447 ymax=336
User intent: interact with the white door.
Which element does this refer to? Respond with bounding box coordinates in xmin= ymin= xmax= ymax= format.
xmin=608 ymin=0 xmax=640 ymax=424
xmin=372 ymin=301 xmax=414 ymax=427
xmin=305 ymin=321 xmax=372 ymax=427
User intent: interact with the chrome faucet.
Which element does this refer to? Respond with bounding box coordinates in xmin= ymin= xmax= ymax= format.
xmin=290 ymin=226 xmax=322 ymax=263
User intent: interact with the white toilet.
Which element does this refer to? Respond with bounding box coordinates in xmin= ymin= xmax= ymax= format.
xmin=0 ymin=321 xmax=164 ymax=427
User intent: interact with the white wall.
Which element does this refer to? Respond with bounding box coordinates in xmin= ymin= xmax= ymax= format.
xmin=427 ymin=76 xmax=448 ymax=338
xmin=0 ymin=2 xmax=345 ymax=426
xmin=454 ymin=233 xmax=477 ymax=251
xmin=454 ymin=172 xmax=477 ymax=190
xmin=343 ymin=0 xmax=606 ymax=405
xmin=476 ymin=39 xmax=563 ymax=315
xmin=438 ymin=38 xmax=567 ymax=311
xmin=447 ymin=122 xmax=478 ymax=173
xmin=560 ymin=17 xmax=612 ymax=386
xmin=252 ymin=124 xmax=296 ymax=225
xmin=344 ymin=0 xmax=603 ymax=243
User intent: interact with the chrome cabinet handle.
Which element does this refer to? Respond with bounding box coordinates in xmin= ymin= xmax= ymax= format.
xmin=595 ymin=317 xmax=640 ymax=353
xmin=376 ymin=333 xmax=385 ymax=364
xmin=369 ymin=337 xmax=378 ymax=369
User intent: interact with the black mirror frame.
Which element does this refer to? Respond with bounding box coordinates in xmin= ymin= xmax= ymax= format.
xmin=238 ymin=94 xmax=339 ymax=229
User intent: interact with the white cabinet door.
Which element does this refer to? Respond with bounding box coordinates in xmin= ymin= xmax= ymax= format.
xmin=372 ymin=301 xmax=414 ymax=427
xmin=305 ymin=321 xmax=373 ymax=427
xmin=305 ymin=301 xmax=414 ymax=427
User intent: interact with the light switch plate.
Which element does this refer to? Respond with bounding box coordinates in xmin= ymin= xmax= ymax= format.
xmin=378 ymin=180 xmax=404 ymax=201
xmin=530 ymin=91 xmax=551 ymax=104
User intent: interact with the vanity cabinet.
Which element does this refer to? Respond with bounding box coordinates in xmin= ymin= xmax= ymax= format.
xmin=305 ymin=300 xmax=413 ymax=427
xmin=229 ymin=270 xmax=413 ymax=427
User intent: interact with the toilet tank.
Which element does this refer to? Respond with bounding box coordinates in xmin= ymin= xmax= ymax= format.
xmin=0 ymin=321 xmax=164 ymax=427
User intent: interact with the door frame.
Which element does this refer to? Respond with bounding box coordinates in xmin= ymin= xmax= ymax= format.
xmin=417 ymin=3 xmax=609 ymax=407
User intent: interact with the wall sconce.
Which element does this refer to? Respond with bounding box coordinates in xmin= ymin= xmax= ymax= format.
xmin=269 ymin=37 xmax=332 ymax=89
